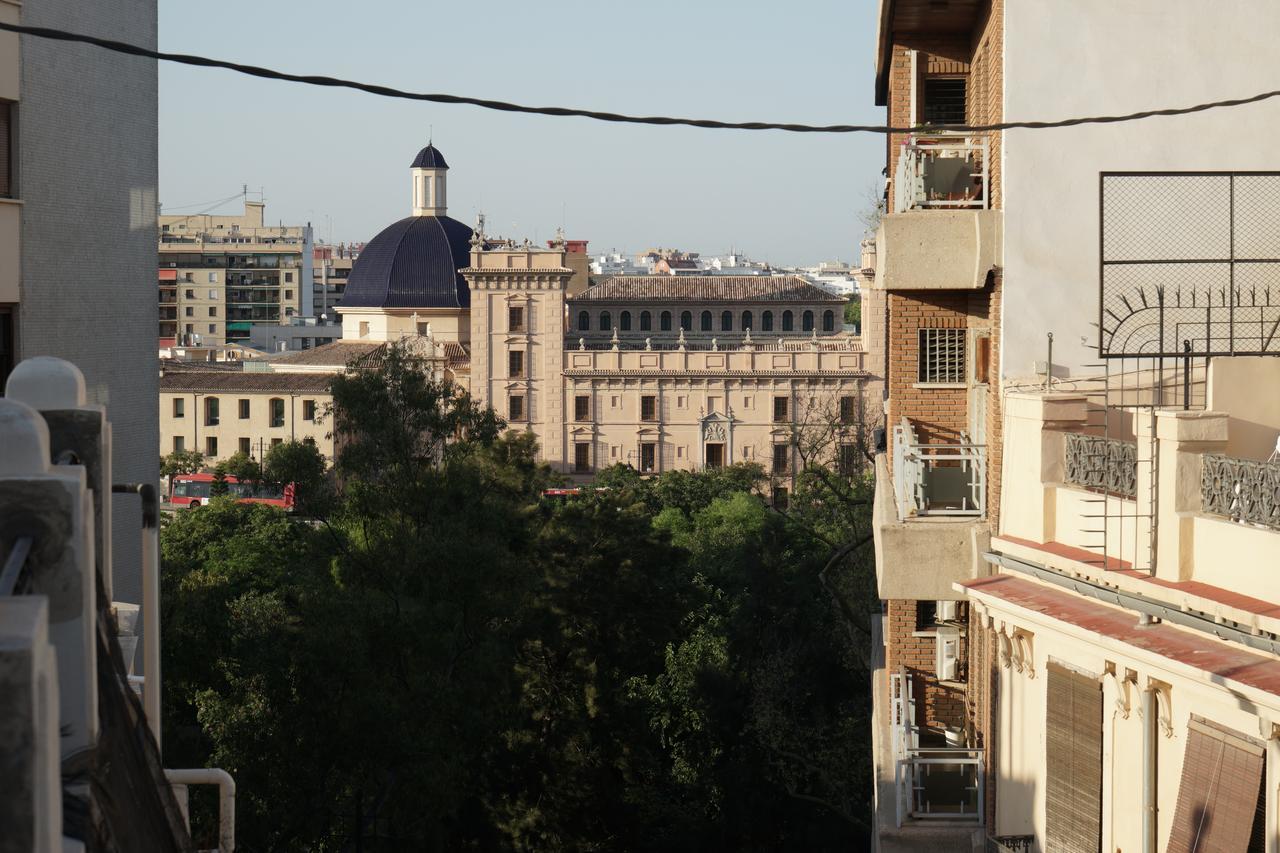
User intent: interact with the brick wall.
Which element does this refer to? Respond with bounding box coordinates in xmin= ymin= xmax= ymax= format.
xmin=885 ymin=35 xmax=971 ymax=189
xmin=984 ymin=270 xmax=1004 ymax=526
xmin=886 ymin=290 xmax=977 ymax=449
xmin=968 ymin=0 xmax=1004 ymax=209
xmin=885 ymin=599 xmax=968 ymax=736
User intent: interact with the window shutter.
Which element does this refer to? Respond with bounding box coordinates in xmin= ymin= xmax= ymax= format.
xmin=1166 ymin=716 xmax=1265 ymax=853
xmin=1044 ymin=662 xmax=1102 ymax=853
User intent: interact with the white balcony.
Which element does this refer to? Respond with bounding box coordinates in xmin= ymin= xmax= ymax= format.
xmin=893 ymin=133 xmax=989 ymax=214
xmin=893 ymin=419 xmax=986 ymax=518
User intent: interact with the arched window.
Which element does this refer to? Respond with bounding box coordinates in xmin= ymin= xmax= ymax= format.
xmin=661 ymin=311 xmax=672 ymax=331
xmin=782 ymin=310 xmax=794 ymax=332
xmin=742 ymin=311 xmax=753 ymax=331
xmin=700 ymin=311 xmax=713 ymax=331
xmin=578 ymin=311 xmax=590 ymax=331
xmin=600 ymin=311 xmax=612 ymax=331
xmin=640 ymin=311 xmax=652 ymax=331
xmin=721 ymin=310 xmax=733 ymax=331
xmin=762 ymin=311 xmax=774 ymax=332
xmin=802 ymin=310 xmax=814 ymax=332
xmin=620 ymin=310 xmax=632 ymax=331
xmin=822 ymin=310 xmax=835 ymax=332
xmin=680 ymin=311 xmax=692 ymax=331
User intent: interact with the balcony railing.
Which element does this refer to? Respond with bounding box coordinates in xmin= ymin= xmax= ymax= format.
xmin=1202 ymin=454 xmax=1280 ymax=531
xmin=893 ymin=133 xmax=989 ymax=214
xmin=988 ymin=836 xmax=1035 ymax=853
xmin=892 ymin=419 xmax=986 ymax=518
xmin=1064 ymin=433 xmax=1137 ymax=499
xmin=890 ymin=670 xmax=984 ymax=826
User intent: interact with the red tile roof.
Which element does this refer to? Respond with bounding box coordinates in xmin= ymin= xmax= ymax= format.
xmin=962 ymin=574 xmax=1280 ymax=697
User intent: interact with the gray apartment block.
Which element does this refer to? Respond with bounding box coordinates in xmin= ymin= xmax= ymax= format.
xmin=19 ymin=0 xmax=158 ymax=604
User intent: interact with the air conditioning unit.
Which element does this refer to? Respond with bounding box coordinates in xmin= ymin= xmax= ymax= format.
xmin=935 ymin=626 xmax=961 ymax=682
xmin=936 ymin=599 xmax=959 ymax=622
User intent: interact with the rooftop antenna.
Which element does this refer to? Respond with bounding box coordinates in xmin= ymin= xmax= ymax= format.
xmin=429 ymin=124 xmax=433 ymax=145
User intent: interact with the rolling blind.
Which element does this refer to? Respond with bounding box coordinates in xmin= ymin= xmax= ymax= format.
xmin=1166 ymin=716 xmax=1265 ymax=853
xmin=1044 ymin=662 xmax=1102 ymax=853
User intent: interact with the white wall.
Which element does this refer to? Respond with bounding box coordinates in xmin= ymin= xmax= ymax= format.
xmin=1002 ymin=0 xmax=1280 ymax=380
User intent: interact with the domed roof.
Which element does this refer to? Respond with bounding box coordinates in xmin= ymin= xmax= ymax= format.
xmin=339 ymin=215 xmax=473 ymax=309
xmin=410 ymin=144 xmax=449 ymax=169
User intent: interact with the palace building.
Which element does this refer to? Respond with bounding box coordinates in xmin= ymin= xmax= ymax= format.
xmin=162 ymin=143 xmax=878 ymax=481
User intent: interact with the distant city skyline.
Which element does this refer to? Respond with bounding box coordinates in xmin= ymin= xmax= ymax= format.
xmin=159 ymin=0 xmax=884 ymax=267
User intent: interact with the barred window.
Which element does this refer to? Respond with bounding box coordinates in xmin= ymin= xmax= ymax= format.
xmin=509 ymin=394 xmax=525 ymax=422
xmin=509 ymin=306 xmax=525 ymax=332
xmin=839 ymin=396 xmax=858 ymax=424
xmin=574 ymin=442 xmax=591 ymax=473
xmin=640 ymin=395 xmax=657 ymax=422
xmin=918 ymin=328 xmax=966 ymax=384
xmin=923 ymin=77 xmax=967 ymax=126
xmin=772 ymin=443 xmax=789 ymax=474
xmin=574 ymin=395 xmax=590 ymax=421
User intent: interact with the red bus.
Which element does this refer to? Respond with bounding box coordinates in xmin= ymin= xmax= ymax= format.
xmin=168 ymin=473 xmax=295 ymax=510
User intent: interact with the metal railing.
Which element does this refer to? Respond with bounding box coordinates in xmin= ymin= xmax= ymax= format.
xmin=1064 ymin=433 xmax=1137 ymax=498
xmin=893 ymin=133 xmax=989 ymax=214
xmin=892 ymin=419 xmax=986 ymax=518
xmin=890 ymin=670 xmax=984 ymax=825
xmin=1202 ymin=454 xmax=1280 ymax=531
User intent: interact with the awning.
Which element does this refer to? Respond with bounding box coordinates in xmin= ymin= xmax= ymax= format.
xmin=226 ymin=322 xmax=253 ymax=331
xmin=1166 ymin=716 xmax=1265 ymax=853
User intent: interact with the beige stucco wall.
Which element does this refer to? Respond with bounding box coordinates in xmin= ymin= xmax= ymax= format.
xmin=972 ymin=588 xmax=1280 ymax=852
xmin=160 ymin=389 xmax=333 ymax=464
xmin=341 ymin=307 xmax=469 ymax=344
xmin=1207 ymin=357 xmax=1280 ymax=461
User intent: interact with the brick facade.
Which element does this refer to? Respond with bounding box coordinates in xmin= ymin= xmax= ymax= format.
xmin=884 ymin=599 xmax=968 ymax=737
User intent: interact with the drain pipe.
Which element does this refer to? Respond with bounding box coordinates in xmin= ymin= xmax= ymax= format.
xmin=1141 ymin=681 xmax=1157 ymax=853
xmin=114 ymin=483 xmax=161 ymax=751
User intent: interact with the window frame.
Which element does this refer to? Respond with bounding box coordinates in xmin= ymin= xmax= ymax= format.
xmin=640 ymin=395 xmax=657 ymax=422
xmin=508 ymin=349 xmax=525 ymax=379
xmin=269 ymin=397 xmax=285 ymax=428
xmin=917 ymin=328 xmax=967 ymax=385
xmin=509 ymin=305 xmax=525 ymax=332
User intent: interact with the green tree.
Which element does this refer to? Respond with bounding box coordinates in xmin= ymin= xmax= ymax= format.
xmin=844 ymin=296 xmax=861 ymax=331
xmin=209 ymin=467 xmax=229 ymax=498
xmin=260 ymin=440 xmax=327 ymax=513
xmin=160 ymin=448 xmax=205 ymax=478
xmin=219 ymin=450 xmax=261 ymax=484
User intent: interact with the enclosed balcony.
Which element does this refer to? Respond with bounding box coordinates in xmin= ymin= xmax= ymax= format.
xmin=893 ymin=133 xmax=988 ymax=214
xmin=892 ymin=419 xmax=986 ymax=518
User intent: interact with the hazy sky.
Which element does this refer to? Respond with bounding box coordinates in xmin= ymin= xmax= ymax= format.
xmin=160 ymin=0 xmax=884 ymax=266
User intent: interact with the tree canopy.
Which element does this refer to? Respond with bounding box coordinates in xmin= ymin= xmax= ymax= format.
xmin=161 ymin=340 xmax=879 ymax=851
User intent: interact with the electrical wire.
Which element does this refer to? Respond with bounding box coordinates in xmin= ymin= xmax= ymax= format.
xmin=3 ymin=20 xmax=1280 ymax=135
xmin=160 ymin=191 xmax=246 ymax=212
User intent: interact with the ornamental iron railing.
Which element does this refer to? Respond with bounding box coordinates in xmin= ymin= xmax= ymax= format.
xmin=1064 ymin=433 xmax=1137 ymax=498
xmin=988 ymin=836 xmax=1036 ymax=853
xmin=1201 ymin=454 xmax=1280 ymax=531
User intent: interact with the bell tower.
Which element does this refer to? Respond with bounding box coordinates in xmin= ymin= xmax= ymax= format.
xmin=410 ymin=143 xmax=448 ymax=217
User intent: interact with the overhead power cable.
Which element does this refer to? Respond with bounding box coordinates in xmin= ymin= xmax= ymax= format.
xmin=160 ymin=191 xmax=246 ymax=212
xmin=4 ymin=20 xmax=1280 ymax=135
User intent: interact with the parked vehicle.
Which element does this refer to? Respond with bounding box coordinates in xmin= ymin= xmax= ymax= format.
xmin=169 ymin=473 xmax=294 ymax=510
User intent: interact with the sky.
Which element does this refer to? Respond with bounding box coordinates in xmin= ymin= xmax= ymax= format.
xmin=160 ymin=0 xmax=885 ymax=267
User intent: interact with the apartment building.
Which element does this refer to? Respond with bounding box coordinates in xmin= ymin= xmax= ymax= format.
xmin=2 ymin=0 xmax=158 ymax=605
xmin=158 ymin=200 xmax=313 ymax=348
xmin=312 ymin=241 xmax=360 ymax=318
xmin=867 ymin=2 xmax=1280 ymax=851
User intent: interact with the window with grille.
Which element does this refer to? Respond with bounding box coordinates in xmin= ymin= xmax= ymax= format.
xmin=839 ymin=443 xmax=861 ymax=476
xmin=508 ymin=350 xmax=524 ymax=378
xmin=239 ymin=399 xmax=250 ymax=419
xmin=269 ymin=398 xmax=285 ymax=428
xmin=574 ymin=442 xmax=591 ymax=473
xmin=574 ymin=395 xmax=590 ymax=421
xmin=640 ymin=395 xmax=657 ymax=422
xmin=839 ymin=396 xmax=858 ymax=424
xmin=0 ymin=101 xmax=11 ymax=199
xmin=303 ymin=400 xmax=316 ymax=421
xmin=509 ymin=395 xmax=525 ymax=421
xmin=772 ymin=443 xmax=789 ymax=474
xmin=239 ymin=437 xmax=251 ymax=455
xmin=918 ymin=329 xmax=966 ymax=384
xmin=640 ymin=442 xmax=656 ymax=473
xmin=923 ymin=77 xmax=967 ymax=125
xmin=773 ymin=396 xmax=789 ymax=423
xmin=509 ymin=306 xmax=524 ymax=332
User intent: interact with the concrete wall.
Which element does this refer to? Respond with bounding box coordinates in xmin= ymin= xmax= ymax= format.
xmin=1207 ymin=357 xmax=1280 ymax=461
xmin=20 ymin=0 xmax=158 ymax=604
xmin=1002 ymin=0 xmax=1280 ymax=380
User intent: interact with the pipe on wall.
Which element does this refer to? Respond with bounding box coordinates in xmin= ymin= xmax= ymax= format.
xmin=1142 ymin=681 xmax=1157 ymax=853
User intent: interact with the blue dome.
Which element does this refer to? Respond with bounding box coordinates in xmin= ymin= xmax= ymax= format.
xmin=410 ymin=144 xmax=449 ymax=169
xmin=339 ymin=215 xmax=473 ymax=309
